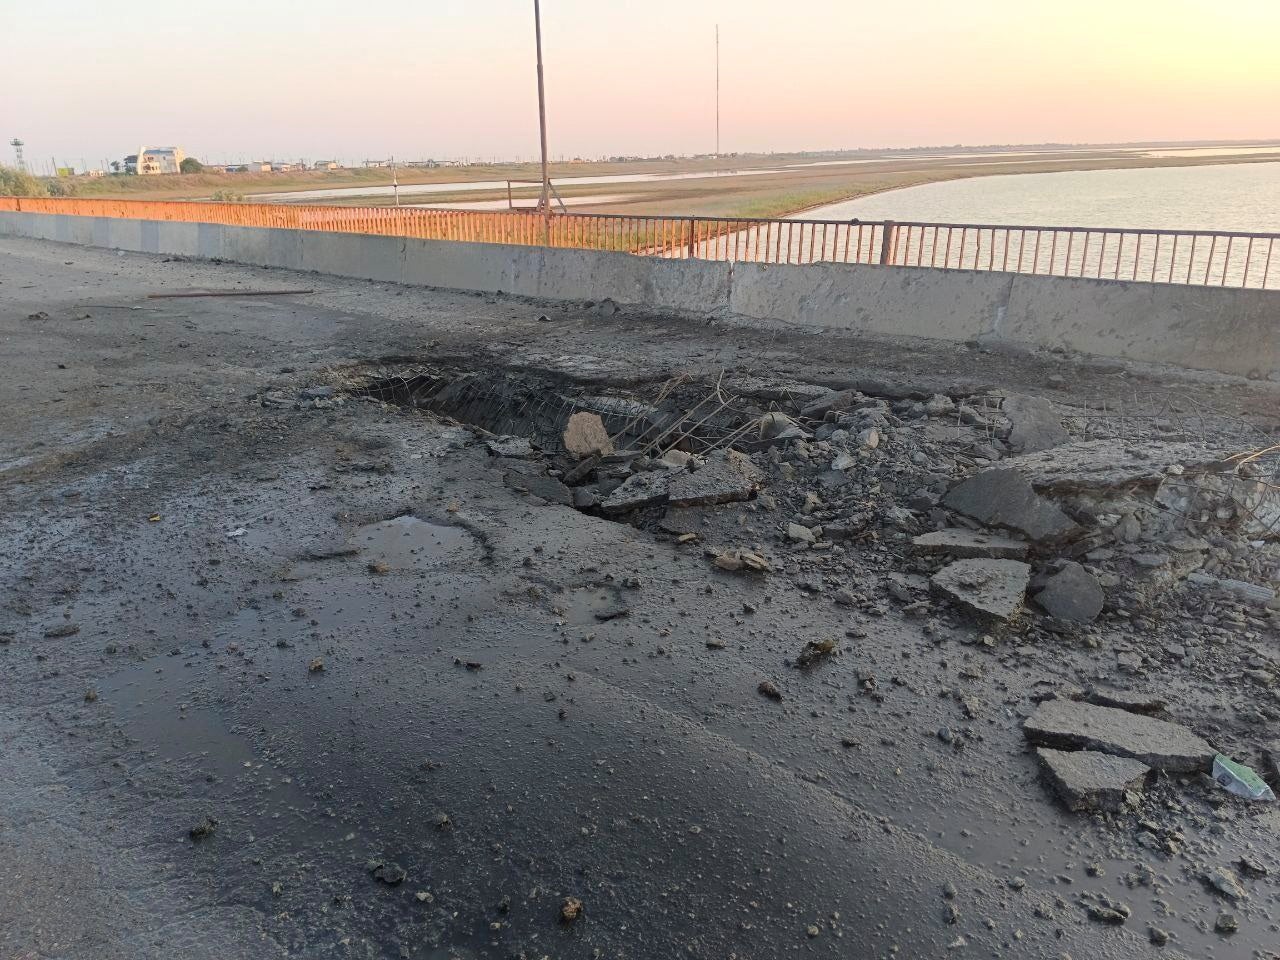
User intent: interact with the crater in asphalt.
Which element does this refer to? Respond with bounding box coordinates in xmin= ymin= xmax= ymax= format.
xmin=350 ymin=514 xmax=475 ymax=570
xmin=345 ymin=364 xmax=747 ymax=457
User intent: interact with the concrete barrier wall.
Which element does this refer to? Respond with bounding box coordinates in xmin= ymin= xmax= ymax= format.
xmin=2 ymin=211 xmax=1275 ymax=379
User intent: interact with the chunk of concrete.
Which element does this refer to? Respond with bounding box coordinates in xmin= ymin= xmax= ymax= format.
xmin=942 ymin=469 xmax=1079 ymax=543
xmin=485 ymin=436 xmax=534 ymax=458
xmin=667 ymin=450 xmax=762 ymax=508
xmin=599 ymin=471 xmax=670 ymax=514
xmin=1010 ymin=439 xmax=1222 ymax=494
xmin=504 ymin=471 xmax=572 ymax=506
xmin=1083 ymin=687 xmax=1166 ymax=715
xmin=1034 ymin=562 xmax=1105 ymax=622
xmin=912 ymin=528 xmax=1029 ymax=560
xmin=1024 ymin=699 xmax=1214 ymax=772
xmin=1003 ymin=394 xmax=1070 ymax=454
xmin=1036 ymin=748 xmax=1150 ymax=812
xmin=562 ymin=412 xmax=614 ymax=458
xmin=930 ymin=558 xmax=1031 ymax=621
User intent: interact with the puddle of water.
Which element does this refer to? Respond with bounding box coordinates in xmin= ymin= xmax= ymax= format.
xmin=103 ymin=659 xmax=258 ymax=784
xmin=350 ymin=515 xmax=472 ymax=570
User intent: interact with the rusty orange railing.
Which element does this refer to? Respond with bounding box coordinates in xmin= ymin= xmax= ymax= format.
xmin=2 ymin=195 xmax=1277 ymax=290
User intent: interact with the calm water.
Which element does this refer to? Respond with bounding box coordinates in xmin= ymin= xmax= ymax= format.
xmin=798 ymin=162 xmax=1280 ymax=233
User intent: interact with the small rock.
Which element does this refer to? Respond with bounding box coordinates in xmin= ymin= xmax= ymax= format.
xmin=308 ymin=657 xmax=325 ymax=673
xmin=1214 ymin=911 xmax=1238 ymax=935
xmin=369 ymin=860 xmax=407 ymax=885
xmin=1034 ymin=562 xmax=1105 ymax=622
xmin=1202 ymin=867 xmax=1246 ymax=903
xmin=787 ymin=522 xmax=816 ymax=544
xmin=189 ymin=817 xmax=218 ymax=841
xmin=561 ymin=896 xmax=583 ymax=923
xmin=757 ymin=679 xmax=783 ymax=701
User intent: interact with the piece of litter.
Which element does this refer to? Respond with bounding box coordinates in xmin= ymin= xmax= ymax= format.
xmin=1212 ymin=754 xmax=1276 ymax=801
xmin=226 ymin=527 xmax=248 ymax=538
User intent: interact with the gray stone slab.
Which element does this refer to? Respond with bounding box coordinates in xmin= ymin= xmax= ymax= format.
xmin=503 ymin=471 xmax=572 ymax=506
xmin=1034 ymin=561 xmax=1105 ymax=622
xmin=1024 ymin=699 xmax=1214 ymax=773
xmin=930 ymin=558 xmax=1031 ymax=621
xmin=1003 ymin=394 xmax=1070 ymax=454
xmin=666 ymin=451 xmax=761 ymax=508
xmin=1036 ymin=748 xmax=1150 ymax=812
xmin=912 ymin=528 xmax=1029 ymax=560
xmin=599 ymin=471 xmax=671 ymax=514
xmin=1009 ymin=439 xmax=1223 ymax=494
xmin=942 ymin=468 xmax=1079 ymax=543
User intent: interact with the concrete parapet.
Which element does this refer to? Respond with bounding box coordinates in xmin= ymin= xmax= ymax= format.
xmin=1 ymin=211 xmax=1273 ymax=379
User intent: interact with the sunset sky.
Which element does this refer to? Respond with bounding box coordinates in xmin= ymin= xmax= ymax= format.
xmin=3 ymin=0 xmax=1278 ymax=166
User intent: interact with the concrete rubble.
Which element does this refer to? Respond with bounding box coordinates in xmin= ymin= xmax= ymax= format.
xmin=1024 ymin=699 xmax=1214 ymax=772
xmin=942 ymin=469 xmax=1080 ymax=543
xmin=931 ymin=559 xmax=1031 ymax=621
xmin=1036 ymin=748 xmax=1150 ymax=812
xmin=562 ymin=412 xmax=614 ymax=458
xmin=912 ymin=528 xmax=1029 ymax=560
xmin=666 ymin=450 xmax=762 ymax=507
xmin=1003 ymin=393 xmax=1071 ymax=454
xmin=1034 ymin=561 xmax=1105 ymax=622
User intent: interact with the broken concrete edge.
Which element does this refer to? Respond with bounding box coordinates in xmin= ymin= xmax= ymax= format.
xmin=1036 ymin=748 xmax=1151 ymax=813
xmin=1023 ymin=699 xmax=1215 ymax=774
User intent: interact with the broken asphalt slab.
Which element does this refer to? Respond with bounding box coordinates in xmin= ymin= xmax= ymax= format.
xmin=912 ymin=528 xmax=1029 ymax=560
xmin=931 ymin=558 xmax=1031 ymax=620
xmin=1024 ymin=699 xmax=1214 ymax=773
xmin=942 ymin=468 xmax=1080 ymax=543
xmin=1008 ymin=439 xmax=1225 ymax=494
xmin=1036 ymin=748 xmax=1150 ymax=812
xmin=666 ymin=450 xmax=762 ymax=508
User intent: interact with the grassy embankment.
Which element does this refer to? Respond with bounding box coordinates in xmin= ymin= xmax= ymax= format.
xmin=23 ymin=148 xmax=1280 ymax=220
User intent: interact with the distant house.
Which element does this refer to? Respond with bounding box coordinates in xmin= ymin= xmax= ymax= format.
xmin=270 ymin=161 xmax=302 ymax=172
xmin=312 ymin=160 xmax=340 ymax=170
xmin=134 ymin=146 xmax=186 ymax=175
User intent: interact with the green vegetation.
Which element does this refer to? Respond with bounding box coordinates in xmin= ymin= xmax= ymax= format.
xmin=210 ymin=189 xmax=246 ymax=202
xmin=180 ymin=157 xmax=205 ymax=174
xmin=0 ymin=166 xmax=47 ymax=197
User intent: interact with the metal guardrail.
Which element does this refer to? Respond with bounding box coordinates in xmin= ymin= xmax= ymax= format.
xmin=2 ymin=196 xmax=1277 ymax=290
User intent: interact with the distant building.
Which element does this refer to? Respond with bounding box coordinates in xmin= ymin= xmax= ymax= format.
xmin=312 ymin=160 xmax=340 ymax=170
xmin=270 ymin=161 xmax=303 ymax=172
xmin=134 ymin=146 xmax=186 ymax=175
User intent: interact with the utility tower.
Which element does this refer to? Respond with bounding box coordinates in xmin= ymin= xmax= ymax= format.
xmin=10 ymin=139 xmax=25 ymax=172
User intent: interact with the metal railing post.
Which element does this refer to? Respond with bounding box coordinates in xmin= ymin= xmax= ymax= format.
xmin=879 ymin=221 xmax=896 ymax=265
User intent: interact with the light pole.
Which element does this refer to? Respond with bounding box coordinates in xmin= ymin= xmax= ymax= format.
xmin=533 ymin=0 xmax=551 ymax=217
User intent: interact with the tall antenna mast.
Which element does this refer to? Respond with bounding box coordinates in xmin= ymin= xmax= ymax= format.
xmin=9 ymin=139 xmax=25 ymax=172
xmin=715 ymin=25 xmax=720 ymax=157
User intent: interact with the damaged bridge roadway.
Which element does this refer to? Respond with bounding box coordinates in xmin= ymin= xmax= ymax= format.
xmin=1 ymin=236 xmax=1278 ymax=960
